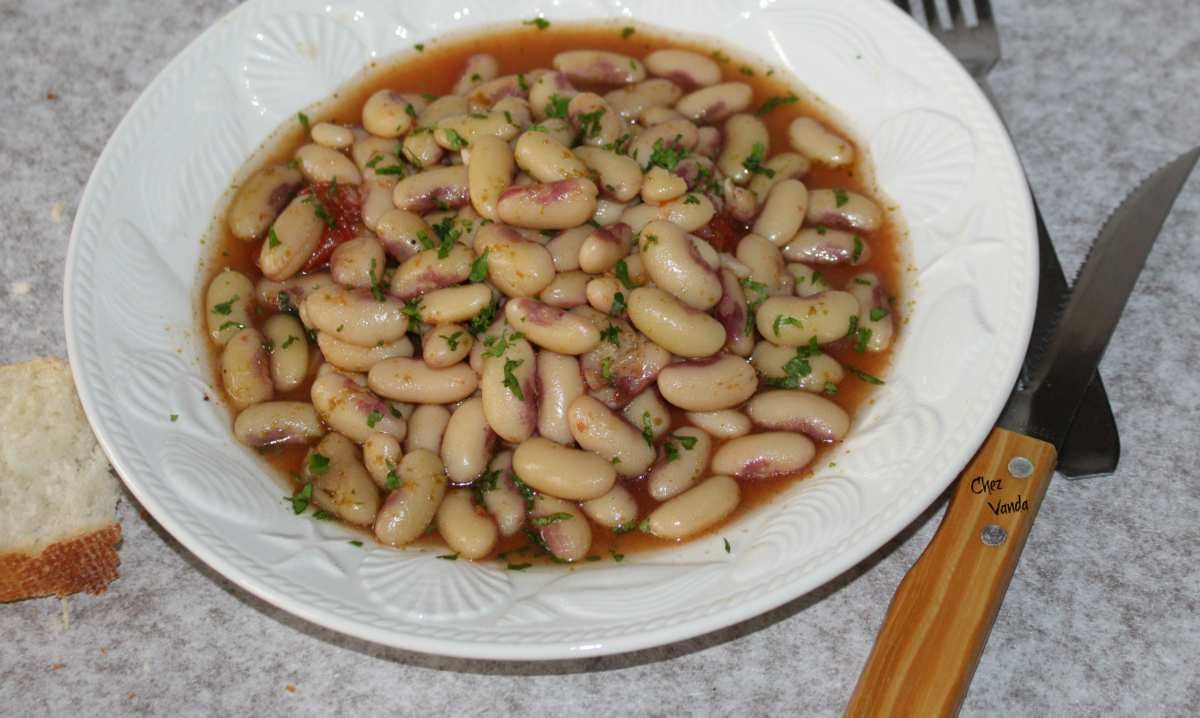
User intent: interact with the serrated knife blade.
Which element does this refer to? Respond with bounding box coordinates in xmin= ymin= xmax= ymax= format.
xmin=1000 ymin=146 xmax=1200 ymax=447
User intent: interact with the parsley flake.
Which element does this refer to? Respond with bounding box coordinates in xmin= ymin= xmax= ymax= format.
xmin=609 ymin=291 xmax=627 ymax=317
xmin=870 ymin=307 xmax=889 ymax=322
xmin=523 ymin=17 xmax=550 ymax=30
xmin=845 ymin=364 xmax=885 ymax=385
xmin=756 ymin=93 xmax=799 ymax=116
xmin=640 ymin=411 xmax=655 ymax=447
xmin=621 ymin=26 xmax=635 ymax=39
xmin=577 ymin=108 xmax=605 ymax=139
xmin=613 ymin=259 xmax=639 ymax=290
xmin=600 ymin=323 xmax=620 ymax=347
xmin=212 ymin=295 xmax=238 ymax=315
xmin=297 ymin=112 xmax=310 ymax=133
xmin=267 ymin=227 xmax=281 ymax=249
xmin=308 ymin=453 xmax=330 ymax=475
xmin=742 ymin=142 xmax=775 ymax=178
xmin=288 ymin=482 xmax=314 ymax=514
xmin=544 ymin=94 xmax=570 ymax=120
xmin=772 ymin=314 xmax=803 ymax=337
xmin=834 ymin=189 xmax=849 ymax=207
xmin=443 ymin=331 xmax=464 ymax=351
xmin=366 ymin=410 xmax=383 ymax=428
xmin=532 ymin=512 xmax=573 ymax=527
xmin=502 ymin=358 xmax=525 ymax=400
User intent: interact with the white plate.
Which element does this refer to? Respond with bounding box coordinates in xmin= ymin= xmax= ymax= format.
xmin=64 ymin=0 xmax=1035 ymax=659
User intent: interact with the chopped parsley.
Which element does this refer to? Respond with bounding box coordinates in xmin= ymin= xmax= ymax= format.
xmin=683 ymin=194 xmax=700 ymax=205
xmin=756 ymin=93 xmax=799 ymax=116
xmin=416 ymin=230 xmax=435 ymax=251
xmin=414 ymin=43 xmax=425 ymax=52
xmin=217 ymin=320 xmax=244 ymax=332
xmin=471 ymin=468 xmax=501 ymax=505
xmin=436 ymin=553 xmax=458 ymax=560
xmin=288 ymin=481 xmax=314 ymax=514
xmin=431 ymin=215 xmax=462 ymax=258
xmin=307 ymin=453 xmax=330 ymax=475
xmin=610 ymin=549 xmax=625 ymax=562
xmin=544 ymin=94 xmax=570 ymax=120
xmin=599 ymin=356 xmax=614 ymax=383
xmin=621 ymin=26 xmax=635 ymax=39
xmin=613 ymin=522 xmax=638 ymax=534
xmin=739 ymin=66 xmax=755 ymax=76
xmin=609 ymin=291 xmax=627 ymax=317
xmin=267 ymin=227 xmax=281 ymax=249
xmin=663 ymin=432 xmax=697 ymax=462
xmin=641 ymin=233 xmax=659 ymax=249
xmin=280 ymin=335 xmax=299 ymax=349
xmin=401 ymin=298 xmax=424 ymax=331
xmin=740 ymin=278 xmax=769 ymax=335
xmin=385 ymin=461 xmax=400 ymax=490
xmin=823 ymin=381 xmax=839 ymax=396
xmin=603 ymin=132 xmax=634 ymax=155
xmin=212 ymin=295 xmax=238 ymax=315
xmin=404 ymin=103 xmax=418 ymax=119
xmin=302 ymin=194 xmax=337 ymax=229
xmin=600 ymin=323 xmax=620 ymax=347
xmin=297 ymin=112 xmax=310 ymax=133
xmin=664 ymin=443 xmax=680 ymax=463
xmin=671 ymin=433 xmax=698 ymax=450
xmin=467 ymin=298 xmax=498 ymax=335
xmin=854 ymin=326 xmax=873 ymax=353
xmin=772 ymin=314 xmax=804 ymax=337
xmin=516 ymin=72 xmax=529 ymax=92
xmin=443 ymin=128 xmax=468 ymax=150
xmin=764 ymin=338 xmax=820 ymax=389
xmin=647 ymin=136 xmax=687 ymax=171
xmin=523 ymin=17 xmax=550 ymax=30
xmin=312 ymin=510 xmax=334 ymax=520
xmin=845 ymin=364 xmax=885 ymax=385
xmin=711 ymin=50 xmax=731 ymax=64
xmin=502 ymin=358 xmax=525 ymax=399
xmin=742 ymin=142 xmax=775 ymax=178
xmin=640 ymin=411 xmax=655 ymax=447
xmin=577 ymin=108 xmax=605 ymax=139
xmin=368 ymin=258 xmax=387 ymax=302
xmin=507 ymin=562 xmax=533 ymax=571
xmin=482 ymin=329 xmax=525 ymax=358
xmin=169 ymin=414 xmax=178 ymax=422
xmin=870 ymin=307 xmax=889 ymax=322
xmin=815 ymin=225 xmax=828 ymax=235
xmin=531 ymin=512 xmax=573 ymax=527
xmin=852 ymin=234 xmax=864 ymax=262
xmin=443 ymin=331 xmax=464 ymax=351
xmin=366 ymin=410 xmax=383 ymax=428
xmin=723 ymin=537 xmax=732 ymax=553
xmin=613 ymin=259 xmax=639 ymax=290
xmin=277 ymin=291 xmax=296 ymax=315
xmin=511 ymin=474 xmax=536 ymax=509
xmin=834 ymin=189 xmax=849 ymax=207
xmin=348 ymin=540 xmax=364 ymax=547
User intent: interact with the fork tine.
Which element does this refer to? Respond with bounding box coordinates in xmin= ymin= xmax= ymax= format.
xmin=947 ymin=0 xmax=965 ymax=27
xmin=974 ymin=0 xmax=993 ymax=23
xmin=921 ymin=0 xmax=940 ymax=28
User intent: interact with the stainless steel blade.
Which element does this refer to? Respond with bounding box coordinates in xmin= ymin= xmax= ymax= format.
xmin=1000 ymin=146 xmax=1200 ymax=447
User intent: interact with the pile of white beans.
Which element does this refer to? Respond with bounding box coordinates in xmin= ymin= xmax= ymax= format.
xmin=206 ymin=43 xmax=896 ymax=563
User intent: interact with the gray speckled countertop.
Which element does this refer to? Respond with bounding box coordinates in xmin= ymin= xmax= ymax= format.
xmin=3 ymin=1 xmax=1199 ymax=715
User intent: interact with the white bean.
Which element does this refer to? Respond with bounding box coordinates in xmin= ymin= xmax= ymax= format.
xmin=311 ymin=122 xmax=354 ymax=150
xmin=605 ymin=78 xmax=683 ymax=120
xmin=581 ymin=485 xmax=639 ymax=529
xmin=746 ymin=390 xmax=850 ymax=443
xmin=256 ymin=272 xmax=332 ymax=312
xmin=750 ymin=341 xmax=845 ymax=392
xmin=233 ymin=401 xmax=324 ymax=448
xmin=657 ymin=354 xmax=757 ymax=411
xmin=363 ymin=432 xmax=403 ymax=490
xmin=221 ymin=328 xmax=273 ymax=409
xmin=227 ymin=164 xmax=302 ymax=241
xmin=435 ymin=111 xmax=520 ymax=149
xmin=847 ymin=272 xmax=894 ymax=352
xmin=592 ymin=198 xmax=628 ymax=226
xmin=505 ymin=298 xmax=600 ymax=355
xmin=545 ymin=226 xmax=591 ymax=271
xmin=368 ymin=358 xmax=479 ymax=404
xmin=258 ymin=194 xmax=325 ymax=281
xmin=473 ymin=223 xmax=557 ymax=297
xmin=496 ymin=178 xmax=599 ymax=230
xmin=568 ymin=395 xmax=655 ymax=477
xmin=206 ymin=269 xmax=254 ymax=346
xmin=374 ymin=208 xmax=431 ymax=262
xmin=786 ymin=263 xmax=833 ymax=297
xmin=736 ymin=233 xmax=788 ymax=294
xmin=317 ymin=332 xmax=413 ymax=373
xmin=647 ymin=426 xmax=711 ymax=501
xmin=360 ymin=178 xmax=398 ymax=233
xmin=553 ymin=50 xmax=646 ymax=85
xmin=640 ymin=105 xmax=685 ymax=126
xmin=329 ymin=236 xmax=385 ymax=289
xmin=514 ymin=129 xmax=589 ymax=182
xmin=684 ymin=410 xmax=751 ymax=439
xmin=639 ymin=220 xmax=723 ymax=310
xmin=806 ymin=189 xmax=882 ymax=232
xmin=406 ymin=404 xmax=451 ymax=453
xmin=467 ymin=135 xmax=514 ymax=221
xmin=295 ymin=143 xmax=361 ymax=185
xmin=512 ymin=437 xmax=616 ymax=501
xmin=675 ymin=82 xmax=752 ymax=124
xmin=531 ymin=495 xmax=592 ymax=562
xmin=480 ymin=451 xmax=526 ymax=537
xmin=452 ymin=53 xmax=501 ymax=96
xmin=536 ymin=351 xmax=585 ymax=446
xmin=263 ymin=314 xmax=308 ymax=392
xmin=755 ymin=292 xmax=860 ymax=346
xmin=718 ymin=114 xmax=769 ymax=185
xmin=714 ymin=268 xmax=755 ymax=357
xmin=749 ymin=152 xmax=812 ymax=198
xmin=585 ymin=275 xmax=622 ymax=314
xmin=303 ymin=285 xmax=408 ymax=347
xmin=393 ymin=165 xmax=470 ymax=213
xmin=574 ymin=146 xmax=643 ymax=202
xmin=710 ymin=432 xmax=816 ymax=480
xmin=418 ymin=95 xmax=470 ymax=127
xmin=373 ymin=449 xmax=447 ymax=545
xmin=362 ymin=90 xmax=419 ymax=138
xmin=389 ymin=243 xmax=473 ymax=300
xmin=647 ymin=476 xmax=739 ymax=539
xmin=442 ymin=397 xmax=495 ymax=484
xmin=423 ymin=323 xmax=473 ymax=368
xmin=568 ymin=92 xmax=624 ymax=147
xmin=539 ymin=270 xmax=590 ymax=309
xmin=623 ymin=389 xmax=671 ymax=442
xmin=783 ymin=228 xmax=871 ymax=265
xmin=626 ymin=287 xmax=726 ymax=358
xmin=752 ymin=179 xmax=809 ymax=247
xmin=305 ymin=433 xmax=380 ymax=527
xmin=437 ymin=489 xmax=498 ymax=560
xmin=481 ymin=336 xmax=537 ymax=443
xmin=578 ymin=223 xmax=634 ymax=275
xmin=310 ymin=370 xmax=406 ymax=444
xmin=640 ymin=166 xmax=688 ymax=203
xmin=788 ymin=117 xmax=855 ymax=167
xmin=644 ymin=49 xmax=722 ymax=88
xmin=628 ymin=119 xmax=698 ymax=170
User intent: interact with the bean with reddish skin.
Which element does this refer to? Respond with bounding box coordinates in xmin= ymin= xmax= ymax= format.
xmin=644 ymin=49 xmax=722 ymax=89
xmin=847 ymin=272 xmax=894 ymax=352
xmin=228 ymin=164 xmax=302 ymax=241
xmin=234 ymin=401 xmax=324 ymax=448
xmin=480 ymin=336 xmax=538 ymax=443
xmin=531 ymin=495 xmax=592 ymax=562
xmin=363 ymin=432 xmax=403 ymax=490
xmin=317 ymin=332 xmax=413 ymax=373
xmin=374 ymin=208 xmax=431 ymax=262
xmin=575 ymin=307 xmax=673 ymax=408
xmin=805 ymin=189 xmax=882 ymax=232
xmin=256 ymin=272 xmax=332 ymax=312
xmin=259 ymin=194 xmax=325 ymax=281
xmin=638 ymin=220 xmax=722 ymax=310
xmin=714 ymin=268 xmax=754 ymax=356
xmin=495 ymin=177 xmax=599 ymax=230
xmin=578 ymin=223 xmax=634 ymax=275
xmin=389 ymin=243 xmax=474 ymax=299
xmin=647 ymin=426 xmax=712 ymax=501
xmin=783 ymin=228 xmax=871 ymax=265
xmin=573 ymin=146 xmax=643 ymax=202
xmin=303 ymin=285 xmax=409 ymax=348
xmin=675 ymin=82 xmax=753 ymax=124
xmin=505 ymin=298 xmax=600 ymax=355
xmin=481 ymin=451 xmax=527 ymax=537
xmin=711 ymin=432 xmax=816 ymax=480
xmin=329 ymin=236 xmax=385 ymax=289
xmin=746 ymin=390 xmax=850 ymax=443
xmin=374 ymin=449 xmax=447 ymax=545
xmin=553 ymin=50 xmax=646 ymax=85
xmin=393 ymin=165 xmax=470 ymax=213
xmin=310 ymin=370 xmax=407 ymax=444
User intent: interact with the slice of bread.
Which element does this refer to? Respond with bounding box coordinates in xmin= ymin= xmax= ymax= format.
xmin=0 ymin=357 xmax=121 ymax=602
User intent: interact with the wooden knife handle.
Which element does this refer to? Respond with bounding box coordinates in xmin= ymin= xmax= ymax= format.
xmin=845 ymin=427 xmax=1057 ymax=718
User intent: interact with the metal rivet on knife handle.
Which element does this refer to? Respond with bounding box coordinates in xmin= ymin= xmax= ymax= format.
xmin=1008 ymin=456 xmax=1034 ymax=479
xmin=980 ymin=524 xmax=1008 ymax=546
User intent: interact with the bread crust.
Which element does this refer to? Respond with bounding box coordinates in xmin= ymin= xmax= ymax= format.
xmin=0 ymin=523 xmax=122 ymax=602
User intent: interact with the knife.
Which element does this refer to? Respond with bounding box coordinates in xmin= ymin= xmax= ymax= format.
xmin=845 ymin=146 xmax=1200 ymax=718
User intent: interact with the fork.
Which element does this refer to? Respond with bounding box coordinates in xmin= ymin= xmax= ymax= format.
xmin=899 ymin=0 xmax=1122 ymax=480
